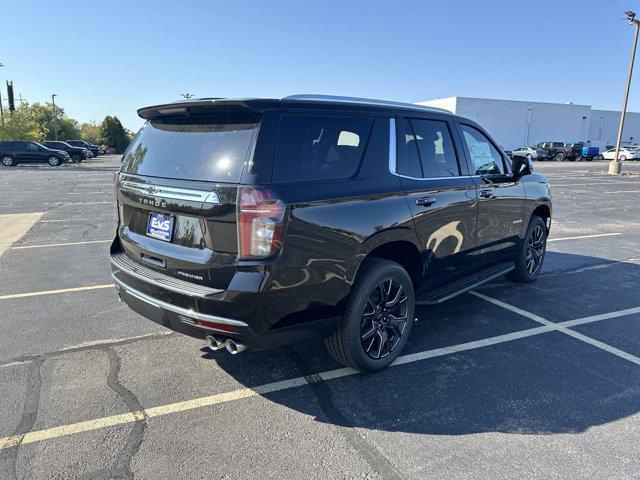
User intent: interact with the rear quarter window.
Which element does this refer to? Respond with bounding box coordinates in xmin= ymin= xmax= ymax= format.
xmin=273 ymin=115 xmax=373 ymax=183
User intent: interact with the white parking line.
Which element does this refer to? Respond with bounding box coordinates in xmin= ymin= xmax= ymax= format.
xmin=0 ymin=284 xmax=113 ymax=301
xmin=470 ymin=291 xmax=640 ymax=366
xmin=12 ymin=240 xmax=111 ymax=250
xmin=547 ymin=232 xmax=622 ymax=242
xmin=0 ymin=331 xmax=174 ymax=369
xmin=0 ymin=302 xmax=637 ymax=450
xmin=55 ymin=201 xmax=114 ymax=206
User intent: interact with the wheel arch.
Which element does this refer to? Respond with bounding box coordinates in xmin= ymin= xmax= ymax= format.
xmin=351 ymin=228 xmax=423 ymax=288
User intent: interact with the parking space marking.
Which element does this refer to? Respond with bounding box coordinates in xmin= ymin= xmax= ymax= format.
xmin=547 ymin=232 xmax=622 ymax=242
xmin=0 ymin=212 xmax=44 ymax=257
xmin=1 ymin=302 xmax=638 ymax=450
xmin=0 ymin=331 xmax=174 ymax=369
xmin=0 ymin=284 xmax=113 ymax=301
xmin=54 ymin=201 xmax=114 ymax=206
xmin=12 ymin=239 xmax=111 ymax=250
xmin=470 ymin=291 xmax=640 ymax=366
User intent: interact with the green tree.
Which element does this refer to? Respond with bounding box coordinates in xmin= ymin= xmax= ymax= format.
xmin=79 ymin=122 xmax=102 ymax=144
xmin=100 ymin=116 xmax=130 ymax=153
xmin=0 ymin=106 xmax=43 ymax=141
xmin=30 ymin=102 xmax=80 ymax=140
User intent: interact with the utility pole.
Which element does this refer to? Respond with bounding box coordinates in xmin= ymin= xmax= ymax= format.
xmin=610 ymin=11 xmax=640 ymax=175
xmin=51 ymin=94 xmax=58 ymax=141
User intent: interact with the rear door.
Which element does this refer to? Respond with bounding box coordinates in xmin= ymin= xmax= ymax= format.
xmin=115 ymin=109 xmax=262 ymax=292
xmin=456 ymin=122 xmax=525 ymax=264
xmin=15 ymin=142 xmax=38 ymax=163
xmin=394 ymin=115 xmax=478 ymax=284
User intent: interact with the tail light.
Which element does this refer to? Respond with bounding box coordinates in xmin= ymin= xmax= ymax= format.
xmin=238 ymin=187 xmax=285 ymax=259
xmin=567 ymin=147 xmax=573 ymax=154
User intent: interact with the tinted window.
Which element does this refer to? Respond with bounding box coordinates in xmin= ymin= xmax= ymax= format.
xmin=398 ymin=119 xmax=423 ymax=178
xmin=405 ymin=118 xmax=459 ymax=178
xmin=273 ymin=115 xmax=372 ymax=183
xmin=121 ymin=115 xmax=259 ymax=182
xmin=460 ymin=125 xmax=505 ymax=175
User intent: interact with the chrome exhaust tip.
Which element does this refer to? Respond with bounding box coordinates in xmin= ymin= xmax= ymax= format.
xmin=225 ymin=339 xmax=247 ymax=355
xmin=205 ymin=335 xmax=226 ymax=351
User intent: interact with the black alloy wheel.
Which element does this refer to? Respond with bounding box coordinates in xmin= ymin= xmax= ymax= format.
xmin=508 ymin=215 xmax=547 ymax=283
xmin=325 ymin=258 xmax=415 ymax=371
xmin=360 ymin=278 xmax=408 ymax=360
xmin=525 ymin=224 xmax=545 ymax=276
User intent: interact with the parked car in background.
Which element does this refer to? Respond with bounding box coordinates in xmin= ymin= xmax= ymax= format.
xmin=42 ymin=141 xmax=88 ymax=162
xmin=67 ymin=140 xmax=100 ymax=158
xmin=0 ymin=140 xmax=70 ymax=166
xmin=564 ymin=142 xmax=585 ymax=161
xmin=536 ymin=142 xmax=567 ymax=161
xmin=512 ymin=146 xmax=549 ymax=161
xmin=601 ymin=147 xmax=640 ymax=161
xmin=110 ymin=95 xmax=552 ymax=371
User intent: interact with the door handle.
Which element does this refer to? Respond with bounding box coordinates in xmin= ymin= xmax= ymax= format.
xmin=479 ymin=189 xmax=494 ymax=199
xmin=415 ymin=196 xmax=437 ymax=207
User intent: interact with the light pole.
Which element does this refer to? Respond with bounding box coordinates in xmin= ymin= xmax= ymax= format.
xmin=51 ymin=94 xmax=58 ymax=140
xmin=610 ymin=11 xmax=640 ymax=175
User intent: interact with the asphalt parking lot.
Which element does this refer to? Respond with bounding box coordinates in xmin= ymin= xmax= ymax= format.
xmin=0 ymin=157 xmax=639 ymax=479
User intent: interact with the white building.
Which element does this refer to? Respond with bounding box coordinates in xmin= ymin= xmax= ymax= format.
xmin=417 ymin=96 xmax=640 ymax=150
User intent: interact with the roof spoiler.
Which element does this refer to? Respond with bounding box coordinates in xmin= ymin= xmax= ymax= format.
xmin=137 ymin=98 xmax=275 ymax=120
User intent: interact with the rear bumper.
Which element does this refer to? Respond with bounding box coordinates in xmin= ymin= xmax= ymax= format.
xmin=111 ymin=257 xmax=340 ymax=350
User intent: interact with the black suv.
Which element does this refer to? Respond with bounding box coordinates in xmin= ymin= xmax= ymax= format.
xmin=110 ymin=95 xmax=552 ymax=371
xmin=0 ymin=140 xmax=70 ymax=166
xmin=67 ymin=140 xmax=100 ymax=157
xmin=42 ymin=141 xmax=88 ymax=162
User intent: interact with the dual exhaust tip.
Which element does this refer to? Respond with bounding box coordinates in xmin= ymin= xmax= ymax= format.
xmin=205 ymin=335 xmax=247 ymax=355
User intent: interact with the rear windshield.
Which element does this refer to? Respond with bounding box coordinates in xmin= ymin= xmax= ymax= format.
xmin=121 ymin=115 xmax=259 ymax=182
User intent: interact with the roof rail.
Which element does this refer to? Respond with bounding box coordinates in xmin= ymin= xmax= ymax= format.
xmin=284 ymin=94 xmax=449 ymax=113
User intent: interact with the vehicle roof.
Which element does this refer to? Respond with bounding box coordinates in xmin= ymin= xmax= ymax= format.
xmin=137 ymin=94 xmax=454 ymax=119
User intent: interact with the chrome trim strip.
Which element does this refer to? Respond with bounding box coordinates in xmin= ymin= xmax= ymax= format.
xmin=284 ymin=94 xmax=449 ymax=114
xmin=120 ymin=181 xmax=220 ymax=204
xmin=111 ymin=254 xmax=224 ymax=297
xmin=389 ymin=118 xmax=397 ymax=175
xmin=113 ymin=275 xmax=248 ymax=328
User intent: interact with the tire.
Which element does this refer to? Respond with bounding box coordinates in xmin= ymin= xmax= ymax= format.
xmin=71 ymin=154 xmax=81 ymax=163
xmin=325 ymin=258 xmax=415 ymax=371
xmin=48 ymin=156 xmax=60 ymax=166
xmin=620 ymin=155 xmax=626 ymax=161
xmin=575 ymin=155 xmax=582 ymax=162
xmin=1 ymin=155 xmax=15 ymax=167
xmin=508 ymin=216 xmax=547 ymax=283
xmin=597 ymin=154 xmax=604 ymax=160
xmin=554 ymin=152 xmax=564 ymax=162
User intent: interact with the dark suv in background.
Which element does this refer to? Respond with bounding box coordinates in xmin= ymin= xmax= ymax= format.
xmin=110 ymin=95 xmax=551 ymax=371
xmin=0 ymin=140 xmax=70 ymax=166
xmin=42 ymin=141 xmax=88 ymax=162
xmin=67 ymin=140 xmax=100 ymax=158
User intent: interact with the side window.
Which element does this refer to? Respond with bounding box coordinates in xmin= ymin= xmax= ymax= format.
xmin=459 ymin=125 xmax=505 ymax=175
xmin=26 ymin=143 xmax=39 ymax=151
xmin=397 ymin=119 xmax=423 ymax=178
xmin=410 ymin=119 xmax=460 ymax=177
xmin=273 ymin=115 xmax=372 ymax=183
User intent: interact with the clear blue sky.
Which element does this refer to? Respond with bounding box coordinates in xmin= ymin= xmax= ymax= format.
xmin=1 ymin=0 xmax=635 ymax=131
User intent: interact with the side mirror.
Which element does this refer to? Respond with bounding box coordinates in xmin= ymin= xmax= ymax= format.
xmin=511 ymin=154 xmax=533 ymax=179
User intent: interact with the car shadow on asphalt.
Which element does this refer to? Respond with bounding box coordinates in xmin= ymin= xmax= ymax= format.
xmin=203 ymin=252 xmax=640 ymax=436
